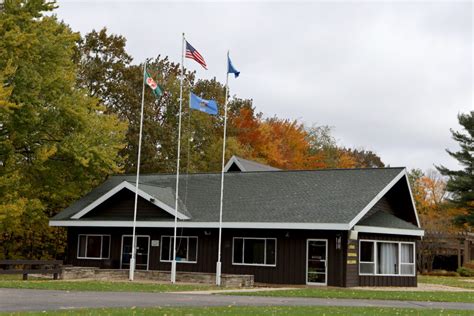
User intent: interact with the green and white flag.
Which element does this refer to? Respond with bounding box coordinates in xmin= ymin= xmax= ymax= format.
xmin=145 ymin=71 xmax=163 ymax=98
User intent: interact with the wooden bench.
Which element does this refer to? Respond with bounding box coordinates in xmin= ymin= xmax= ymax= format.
xmin=0 ymin=260 xmax=63 ymax=280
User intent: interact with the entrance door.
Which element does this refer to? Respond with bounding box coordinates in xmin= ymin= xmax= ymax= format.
xmin=306 ymin=239 xmax=327 ymax=285
xmin=121 ymin=235 xmax=150 ymax=270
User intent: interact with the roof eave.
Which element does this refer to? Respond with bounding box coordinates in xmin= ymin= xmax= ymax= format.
xmin=49 ymin=220 xmax=350 ymax=230
xmin=354 ymin=225 xmax=424 ymax=237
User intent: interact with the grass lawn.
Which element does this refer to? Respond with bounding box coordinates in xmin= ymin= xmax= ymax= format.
xmin=220 ymin=275 xmax=474 ymax=303
xmin=419 ymin=275 xmax=474 ymax=290
xmin=0 ymin=275 xmax=215 ymax=293
xmin=2 ymin=275 xmax=474 ymax=303
xmin=1 ymin=306 xmax=473 ymax=316
xmin=224 ymin=287 xmax=474 ymax=303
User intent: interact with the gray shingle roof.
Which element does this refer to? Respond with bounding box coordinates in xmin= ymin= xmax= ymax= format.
xmin=132 ymin=183 xmax=190 ymax=218
xmin=357 ymin=211 xmax=421 ymax=230
xmin=52 ymin=168 xmax=408 ymax=226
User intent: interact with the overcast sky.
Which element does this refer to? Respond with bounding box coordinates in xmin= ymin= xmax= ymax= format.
xmin=55 ymin=0 xmax=472 ymax=171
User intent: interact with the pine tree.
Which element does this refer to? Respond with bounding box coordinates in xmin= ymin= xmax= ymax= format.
xmin=437 ymin=111 xmax=474 ymax=226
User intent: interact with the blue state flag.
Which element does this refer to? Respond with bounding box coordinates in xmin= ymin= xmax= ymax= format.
xmin=227 ymin=53 xmax=240 ymax=78
xmin=189 ymin=92 xmax=218 ymax=115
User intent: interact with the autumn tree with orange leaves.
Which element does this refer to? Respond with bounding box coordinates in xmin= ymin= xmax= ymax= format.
xmin=229 ymin=105 xmax=382 ymax=170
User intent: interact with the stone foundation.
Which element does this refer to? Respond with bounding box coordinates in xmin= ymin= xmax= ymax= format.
xmin=61 ymin=267 xmax=253 ymax=287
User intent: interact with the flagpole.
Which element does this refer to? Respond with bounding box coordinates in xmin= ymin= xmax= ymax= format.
xmin=216 ymin=51 xmax=230 ymax=286
xmin=129 ymin=59 xmax=148 ymax=281
xmin=171 ymin=33 xmax=185 ymax=284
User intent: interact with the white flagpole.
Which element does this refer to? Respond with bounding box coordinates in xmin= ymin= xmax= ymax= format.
xmin=216 ymin=51 xmax=230 ymax=286
xmin=171 ymin=33 xmax=185 ymax=284
xmin=129 ymin=59 xmax=148 ymax=281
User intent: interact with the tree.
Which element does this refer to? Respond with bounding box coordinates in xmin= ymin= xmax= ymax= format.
xmin=306 ymin=126 xmax=384 ymax=169
xmin=76 ymin=29 xmax=236 ymax=173
xmin=409 ymin=169 xmax=464 ymax=271
xmin=340 ymin=148 xmax=385 ymax=168
xmin=76 ymin=27 xmax=386 ymax=175
xmin=0 ymin=0 xmax=127 ymax=259
xmin=436 ymin=111 xmax=474 ymax=226
xmin=258 ymin=118 xmax=311 ymax=170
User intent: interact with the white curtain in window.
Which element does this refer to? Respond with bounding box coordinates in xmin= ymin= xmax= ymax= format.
xmin=400 ymin=243 xmax=415 ymax=275
xmin=401 ymin=244 xmax=413 ymax=263
xmin=378 ymin=243 xmax=398 ymax=274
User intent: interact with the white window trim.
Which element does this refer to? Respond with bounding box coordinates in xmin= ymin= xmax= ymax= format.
xmin=232 ymin=237 xmax=277 ymax=267
xmin=77 ymin=234 xmax=111 ymax=260
xmin=358 ymin=239 xmax=416 ymax=277
xmin=160 ymin=235 xmax=198 ymax=264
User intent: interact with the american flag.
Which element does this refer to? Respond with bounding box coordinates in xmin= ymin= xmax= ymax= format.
xmin=185 ymin=41 xmax=207 ymax=70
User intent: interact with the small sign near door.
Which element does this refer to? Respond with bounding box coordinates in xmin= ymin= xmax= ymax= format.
xmin=151 ymin=240 xmax=160 ymax=247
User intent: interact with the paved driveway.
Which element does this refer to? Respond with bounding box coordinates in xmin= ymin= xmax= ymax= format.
xmin=1 ymin=288 xmax=473 ymax=312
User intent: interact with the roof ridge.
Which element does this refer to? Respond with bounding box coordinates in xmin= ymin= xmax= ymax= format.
xmin=112 ymin=167 xmax=405 ymax=178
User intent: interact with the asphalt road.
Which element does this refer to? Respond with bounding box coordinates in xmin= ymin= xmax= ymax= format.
xmin=1 ymin=288 xmax=474 ymax=312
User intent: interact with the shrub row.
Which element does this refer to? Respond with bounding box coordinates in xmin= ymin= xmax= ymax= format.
xmin=457 ymin=267 xmax=474 ymax=277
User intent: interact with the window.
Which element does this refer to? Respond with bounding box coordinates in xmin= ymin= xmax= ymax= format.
xmin=233 ymin=237 xmax=276 ymax=266
xmin=359 ymin=240 xmax=415 ymax=276
xmin=359 ymin=241 xmax=375 ymax=274
xmin=77 ymin=234 xmax=110 ymax=259
xmin=400 ymin=243 xmax=415 ymax=275
xmin=160 ymin=236 xmax=198 ymax=263
xmin=377 ymin=242 xmax=399 ymax=274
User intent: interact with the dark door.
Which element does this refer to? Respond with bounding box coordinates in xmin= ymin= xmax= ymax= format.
xmin=121 ymin=235 xmax=150 ymax=270
xmin=307 ymin=239 xmax=327 ymax=285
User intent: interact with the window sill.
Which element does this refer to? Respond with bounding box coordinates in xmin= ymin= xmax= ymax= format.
xmin=359 ymin=273 xmax=416 ymax=277
xmin=232 ymin=263 xmax=277 ymax=267
xmin=77 ymin=257 xmax=110 ymax=260
xmin=160 ymin=260 xmax=197 ymax=264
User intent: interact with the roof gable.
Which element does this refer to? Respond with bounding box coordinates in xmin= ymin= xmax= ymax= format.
xmin=351 ymin=179 xmax=423 ymax=237
xmin=348 ymin=169 xmax=420 ymax=229
xmin=70 ymin=181 xmax=190 ymax=220
xmin=83 ymin=188 xmax=175 ymax=220
xmin=224 ymin=156 xmax=280 ymax=172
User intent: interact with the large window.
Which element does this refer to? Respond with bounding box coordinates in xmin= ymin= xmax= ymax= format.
xmin=359 ymin=240 xmax=415 ymax=276
xmin=77 ymin=234 xmax=110 ymax=259
xmin=160 ymin=236 xmax=198 ymax=263
xmin=233 ymin=237 xmax=276 ymax=266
